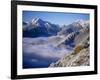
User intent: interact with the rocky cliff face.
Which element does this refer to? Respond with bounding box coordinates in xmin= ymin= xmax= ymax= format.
xmin=49 ymin=29 xmax=90 ymax=67
xmin=49 ymin=47 xmax=89 ymax=67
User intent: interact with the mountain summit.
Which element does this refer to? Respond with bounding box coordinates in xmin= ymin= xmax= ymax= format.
xmin=58 ymin=20 xmax=89 ymax=36
xmin=31 ymin=18 xmax=43 ymax=23
xmin=23 ymin=18 xmax=60 ymax=37
xmin=31 ymin=18 xmax=45 ymax=27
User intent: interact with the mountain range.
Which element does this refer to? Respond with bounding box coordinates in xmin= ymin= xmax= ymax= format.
xmin=23 ymin=18 xmax=60 ymax=37
xmin=23 ymin=18 xmax=90 ymax=68
xmin=23 ymin=18 xmax=89 ymax=38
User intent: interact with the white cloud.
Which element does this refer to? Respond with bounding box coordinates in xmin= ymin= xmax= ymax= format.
xmin=31 ymin=59 xmax=39 ymax=62
xmin=23 ymin=38 xmax=71 ymax=59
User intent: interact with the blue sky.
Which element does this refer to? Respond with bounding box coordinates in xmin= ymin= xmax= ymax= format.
xmin=23 ymin=11 xmax=89 ymax=25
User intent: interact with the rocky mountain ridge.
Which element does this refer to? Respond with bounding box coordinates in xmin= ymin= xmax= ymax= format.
xmin=49 ymin=26 xmax=90 ymax=67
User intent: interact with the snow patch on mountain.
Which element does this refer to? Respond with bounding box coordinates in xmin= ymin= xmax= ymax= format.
xmin=23 ymin=18 xmax=60 ymax=38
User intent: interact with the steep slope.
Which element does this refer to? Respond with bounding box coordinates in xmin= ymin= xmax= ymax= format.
xmin=56 ymin=21 xmax=89 ymax=47
xmin=58 ymin=20 xmax=89 ymax=36
xmin=23 ymin=18 xmax=60 ymax=38
xmin=49 ymin=47 xmax=89 ymax=67
xmin=49 ymin=26 xmax=90 ymax=67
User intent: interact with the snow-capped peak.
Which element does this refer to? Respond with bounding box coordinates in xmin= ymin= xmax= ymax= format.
xmin=30 ymin=18 xmax=44 ymax=27
xmin=74 ymin=20 xmax=89 ymax=27
xmin=31 ymin=18 xmax=43 ymax=23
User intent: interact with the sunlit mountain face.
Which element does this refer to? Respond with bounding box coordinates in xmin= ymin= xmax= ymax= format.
xmin=23 ymin=18 xmax=60 ymax=38
xmin=23 ymin=18 xmax=89 ymax=69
